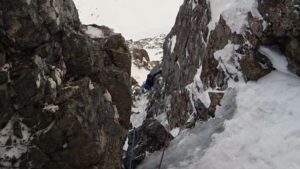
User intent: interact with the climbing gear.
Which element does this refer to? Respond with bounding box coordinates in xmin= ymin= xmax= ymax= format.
xmin=157 ymin=137 xmax=170 ymax=169
xmin=157 ymin=146 xmax=166 ymax=169
xmin=129 ymin=128 xmax=136 ymax=169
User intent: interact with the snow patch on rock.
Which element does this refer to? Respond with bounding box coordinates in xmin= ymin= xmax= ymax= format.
xmin=85 ymin=26 xmax=105 ymax=38
xmin=207 ymin=0 xmax=264 ymax=34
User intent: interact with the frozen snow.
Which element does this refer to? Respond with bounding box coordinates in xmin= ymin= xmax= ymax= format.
xmin=207 ymin=0 xmax=263 ymax=34
xmin=85 ymin=26 xmax=105 ymax=38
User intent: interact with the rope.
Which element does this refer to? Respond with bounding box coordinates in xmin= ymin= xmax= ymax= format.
xmin=157 ymin=137 xmax=169 ymax=169
xmin=129 ymin=127 xmax=136 ymax=169
xmin=157 ymin=146 xmax=166 ymax=169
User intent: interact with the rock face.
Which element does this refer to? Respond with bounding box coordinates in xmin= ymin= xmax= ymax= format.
xmin=0 ymin=0 xmax=131 ymax=169
xmin=258 ymin=0 xmax=300 ymax=75
xmin=146 ymin=0 xmax=299 ymax=129
xmin=124 ymin=119 xmax=173 ymax=169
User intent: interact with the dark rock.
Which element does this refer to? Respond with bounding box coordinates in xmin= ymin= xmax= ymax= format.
xmin=124 ymin=119 xmax=173 ymax=169
xmin=0 ymin=0 xmax=131 ymax=168
xmin=241 ymin=49 xmax=274 ymax=81
xmin=132 ymin=48 xmax=150 ymax=62
xmin=258 ymin=0 xmax=300 ymax=75
xmin=13 ymin=121 xmax=23 ymax=139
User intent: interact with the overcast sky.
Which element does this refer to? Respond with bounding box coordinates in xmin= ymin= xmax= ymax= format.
xmin=73 ymin=0 xmax=183 ymax=40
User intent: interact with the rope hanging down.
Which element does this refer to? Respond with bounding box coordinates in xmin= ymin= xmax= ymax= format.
xmin=129 ymin=127 xmax=136 ymax=169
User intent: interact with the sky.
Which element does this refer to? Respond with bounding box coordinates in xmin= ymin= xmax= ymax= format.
xmin=73 ymin=0 xmax=183 ymax=40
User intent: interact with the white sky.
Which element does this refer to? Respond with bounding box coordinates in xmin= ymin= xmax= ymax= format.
xmin=73 ymin=0 xmax=183 ymax=40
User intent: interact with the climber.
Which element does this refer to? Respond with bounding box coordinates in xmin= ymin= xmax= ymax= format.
xmin=144 ymin=70 xmax=162 ymax=91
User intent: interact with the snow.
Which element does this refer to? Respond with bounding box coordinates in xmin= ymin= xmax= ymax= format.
xmin=131 ymin=62 xmax=150 ymax=86
xmin=36 ymin=74 xmax=41 ymax=88
xmin=214 ymin=43 xmax=244 ymax=86
xmin=138 ymin=44 xmax=300 ymax=169
xmin=190 ymin=0 xmax=198 ymax=10
xmin=207 ymin=0 xmax=263 ymax=34
xmin=48 ymin=78 xmax=56 ymax=89
xmin=146 ymin=48 xmax=163 ymax=61
xmin=104 ymin=90 xmax=112 ymax=102
xmin=113 ymin=105 xmax=119 ymax=120
xmin=131 ymin=93 xmax=149 ymax=127
xmin=89 ymin=80 xmax=95 ymax=90
xmin=259 ymin=46 xmax=290 ymax=74
xmin=0 ymin=118 xmax=32 ymax=165
xmin=186 ymin=67 xmax=211 ymax=109
xmin=43 ymin=104 xmax=59 ymax=113
xmin=0 ymin=63 xmax=10 ymax=72
xmin=54 ymin=68 xmax=63 ymax=86
xmin=170 ymin=128 xmax=180 ymax=137
xmin=84 ymin=26 xmax=105 ymax=38
xmin=169 ymin=35 xmax=177 ymax=54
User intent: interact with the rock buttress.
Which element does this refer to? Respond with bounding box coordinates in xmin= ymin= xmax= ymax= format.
xmin=0 ymin=0 xmax=132 ymax=168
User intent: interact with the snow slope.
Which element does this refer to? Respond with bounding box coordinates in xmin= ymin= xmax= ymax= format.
xmin=138 ymin=44 xmax=300 ymax=169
